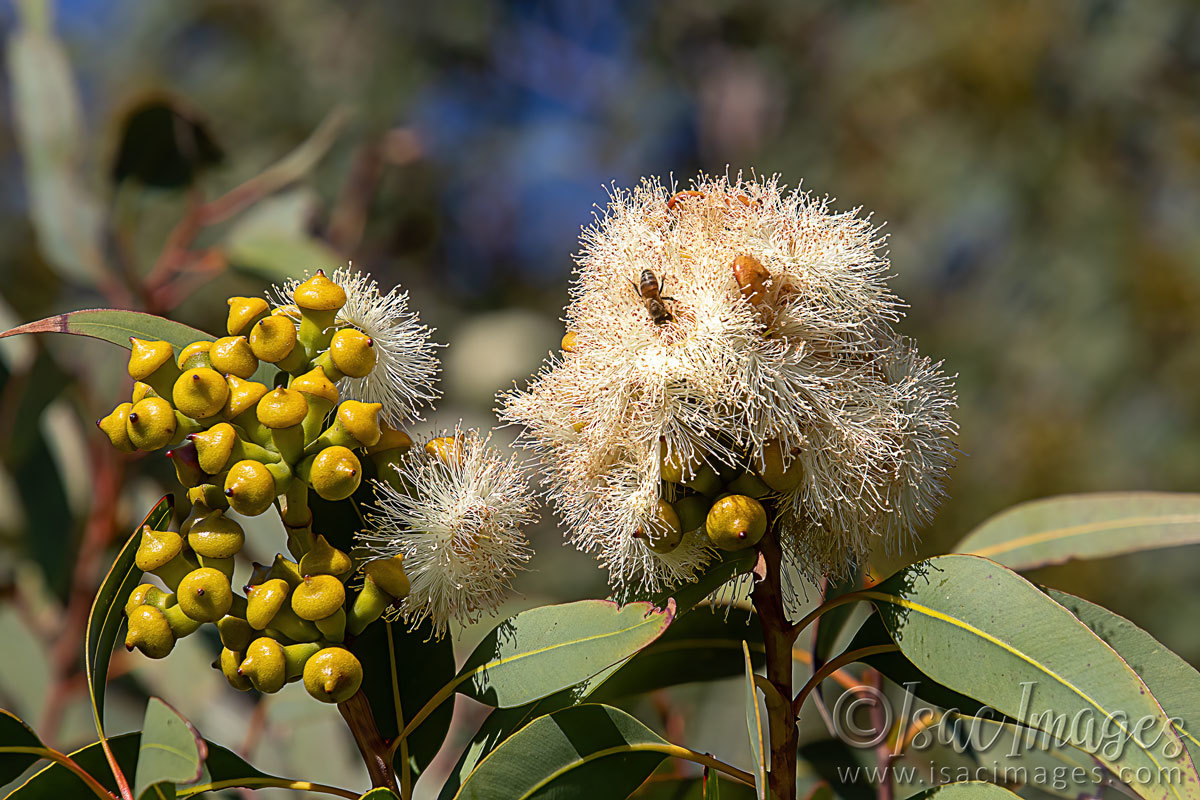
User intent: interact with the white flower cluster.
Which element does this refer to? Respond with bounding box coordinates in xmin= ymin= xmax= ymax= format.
xmin=502 ymin=174 xmax=956 ymax=596
xmin=356 ymin=429 xmax=537 ymax=636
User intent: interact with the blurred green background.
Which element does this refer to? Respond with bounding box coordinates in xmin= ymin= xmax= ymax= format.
xmin=2 ymin=0 xmax=1199 ymax=797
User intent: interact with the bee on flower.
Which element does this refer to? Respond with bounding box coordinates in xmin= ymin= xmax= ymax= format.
xmin=355 ymin=428 xmax=538 ymax=637
xmin=501 ymin=174 xmax=957 ymax=603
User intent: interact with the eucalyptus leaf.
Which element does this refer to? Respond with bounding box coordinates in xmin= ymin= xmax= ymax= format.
xmin=452 ymin=704 xmax=669 ymax=800
xmin=360 ymin=790 xmax=401 ymax=799
xmin=456 ymin=598 xmax=676 ymax=708
xmin=906 ymin=782 xmax=1025 ymax=800
xmin=132 ymin=699 xmax=205 ymax=800
xmin=0 ymin=709 xmax=45 ymax=787
xmin=953 ymin=492 xmax=1200 ymax=570
xmin=743 ymin=640 xmax=766 ymax=800
xmin=863 ymin=555 xmax=1200 ymax=800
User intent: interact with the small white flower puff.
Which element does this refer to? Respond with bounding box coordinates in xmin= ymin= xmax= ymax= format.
xmin=355 ymin=428 xmax=537 ymax=637
xmin=501 ymin=173 xmax=957 ymax=597
xmin=272 ymin=266 xmax=442 ymax=427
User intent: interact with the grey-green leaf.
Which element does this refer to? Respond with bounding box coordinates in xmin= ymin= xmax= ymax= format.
xmin=453 ymin=704 xmax=669 ymax=800
xmin=133 ymin=699 xmax=205 ymax=800
xmin=953 ymin=492 xmax=1200 ymax=570
xmin=743 ymin=640 xmax=766 ymax=800
xmin=905 ymin=782 xmax=1025 ymax=800
xmin=864 ymin=554 xmax=1200 ymax=800
xmin=0 ymin=709 xmax=45 ymax=787
xmin=456 ymin=598 xmax=676 ymax=708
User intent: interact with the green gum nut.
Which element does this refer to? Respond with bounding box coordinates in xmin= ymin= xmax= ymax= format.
xmin=210 ymin=336 xmax=259 ymax=380
xmin=238 ymin=637 xmax=286 ymax=693
xmin=704 ymin=494 xmax=768 ymax=551
xmin=267 ymin=554 xmax=304 ymax=588
xmin=126 ymin=397 xmax=177 ymax=451
xmin=364 ymin=555 xmax=410 ymax=599
xmin=162 ymin=603 xmax=203 ymax=637
xmin=293 ymin=271 xmax=347 ymax=357
xmin=348 ymin=573 xmax=397 ymax=636
xmin=245 ymin=578 xmax=290 ymax=630
xmin=220 ymin=647 xmax=252 ymax=691
xmin=659 ymin=441 xmax=705 ymax=485
xmin=127 ymin=338 xmax=180 ymax=399
xmin=227 ymin=297 xmax=270 ymax=337
xmin=283 ymin=642 xmax=323 ymax=682
xmin=98 ymin=403 xmax=136 ymax=453
xmin=299 ymin=535 xmax=353 ymax=578
xmin=223 ymin=376 xmax=272 ymax=446
xmin=757 ymin=439 xmax=803 ymax=493
xmin=290 ymin=574 xmax=345 ymax=622
xmin=366 ymin=424 xmax=414 ymax=476
xmin=257 ymin=387 xmax=308 ymax=464
xmin=725 ymin=472 xmax=771 ymax=499
xmin=313 ymin=328 xmax=375 ymax=380
xmin=217 ymin=616 xmax=254 ymax=652
xmin=176 ymin=341 xmax=213 ymax=371
xmin=131 ymin=381 xmax=156 ymax=404
xmin=165 ymin=441 xmax=206 ymax=488
xmin=290 ymin=366 xmax=339 ymax=443
xmin=125 ymin=583 xmax=174 ymax=615
xmin=682 ymin=463 xmax=722 ymax=497
xmin=188 ymin=511 xmax=245 ymax=559
xmin=308 ymin=400 xmax=383 ymax=453
xmin=249 ymin=315 xmax=306 ymax=373
xmin=299 ymin=446 xmax=361 ymax=501
xmin=637 ymin=499 xmax=683 ymax=554
xmin=125 ymin=605 xmax=174 ymax=659
xmin=177 ymin=567 xmax=234 ymax=623
xmin=264 ymin=605 xmax=321 ymax=643
xmin=135 ymin=528 xmax=194 ymax=591
xmin=303 ymin=646 xmax=363 ymax=704
xmin=672 ymin=494 xmax=711 ymax=534
xmin=223 ymin=459 xmax=277 ymax=516
xmin=315 ymin=607 xmax=346 ymax=642
xmin=187 ymin=484 xmax=228 ymax=513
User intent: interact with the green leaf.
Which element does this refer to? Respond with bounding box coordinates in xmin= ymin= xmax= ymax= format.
xmin=953 ymin=492 xmax=1200 ymax=570
xmin=1 ymin=310 xmax=215 ymax=352
xmin=9 ymin=732 xmax=270 ymax=799
xmin=360 ymin=790 xmax=401 ymax=799
xmin=590 ymin=608 xmax=764 ymax=702
xmin=0 ymin=708 xmax=45 ymax=787
xmin=353 ymin=619 xmax=454 ymax=777
xmin=813 ymin=571 xmax=861 ymax=670
xmin=1046 ymin=588 xmax=1200 ymax=766
xmin=964 ymin=717 xmax=1119 ymax=800
xmin=456 ymin=598 xmax=676 ymax=708
xmin=226 ymin=188 xmax=343 ymax=282
xmin=652 ymin=550 xmax=757 ymax=614
xmin=132 ymin=698 xmax=205 ymax=800
xmin=86 ymin=497 xmax=172 ymax=737
xmin=742 ymin=641 xmax=766 ymax=800
xmin=905 ymin=782 xmax=1025 ymax=800
xmin=863 ymin=554 xmax=1200 ymax=800
xmin=453 ymin=704 xmax=669 ymax=800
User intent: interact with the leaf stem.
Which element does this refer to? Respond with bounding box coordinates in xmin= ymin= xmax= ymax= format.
xmin=338 ymin=689 xmax=399 ymax=792
xmin=791 ymin=644 xmax=897 ymax=718
xmin=386 ymin=624 xmax=413 ymax=800
xmin=1 ymin=745 xmax=117 ymax=800
xmin=655 ymin=743 xmax=757 ymax=787
xmin=385 ymin=677 xmax=462 ymax=761
xmin=178 ymin=777 xmax=358 ymax=798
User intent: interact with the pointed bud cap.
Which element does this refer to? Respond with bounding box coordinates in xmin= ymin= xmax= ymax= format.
xmin=257 ymin=387 xmax=308 ymax=429
xmin=245 ymin=578 xmax=290 ymax=630
xmin=125 ymin=605 xmax=175 ymax=659
xmin=128 ymin=338 xmax=174 ymax=381
xmin=173 ymin=367 xmax=230 ymax=419
xmin=303 ymin=646 xmax=362 ymax=703
xmin=227 ymin=296 xmax=270 ymax=336
xmin=223 ymin=375 xmax=269 ymax=419
xmin=307 ymin=446 xmax=361 ymax=501
xmin=177 ymin=567 xmax=233 ymax=622
xmin=425 ymin=435 xmax=464 ymax=467
xmin=131 ymin=382 xmax=155 ymax=404
xmin=188 ymin=510 xmax=246 ymax=559
xmin=329 ymin=328 xmax=376 ymax=377
xmin=757 ymin=439 xmax=803 ymax=493
xmin=561 ymin=331 xmax=578 ymax=352
xmin=366 ymin=424 xmax=413 ymax=456
xmin=336 ymin=401 xmax=382 ymax=447
xmin=176 ymin=341 xmax=213 ymax=370
xmin=220 ymin=647 xmax=252 ymax=691
xmin=291 ymin=366 xmax=339 ymax=405
xmin=248 ymin=315 xmax=299 ymax=363
xmin=224 ymin=460 xmax=276 ymax=516
xmin=299 ymin=535 xmax=352 ymax=577
xmin=189 ymin=422 xmax=237 ymax=474
xmin=640 ymin=499 xmax=683 ymax=554
xmin=239 ymin=637 xmax=286 ymax=693
xmin=210 ymin=336 xmax=258 ymax=380
xmin=293 ymin=271 xmax=347 ymax=312
xmin=291 ymin=574 xmax=345 ymax=621
xmin=363 ymin=555 xmax=410 ymax=600
xmin=126 ymin=397 xmax=177 ymax=450
xmin=124 ymin=583 xmax=173 ymax=615
xmin=135 ymin=528 xmax=184 ymax=572
xmin=98 ymin=402 xmax=136 ymax=453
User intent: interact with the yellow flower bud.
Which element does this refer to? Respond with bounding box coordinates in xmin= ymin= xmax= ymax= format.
xmin=217 ymin=617 xmax=254 ymax=653
xmin=302 ymin=647 xmax=363 ymax=704
xmin=363 ymin=555 xmax=410 ymax=599
xmin=298 ymin=535 xmax=352 ymax=578
xmin=126 ymin=397 xmax=177 ymax=451
xmin=329 ymin=328 xmax=376 ymax=378
xmin=224 ymin=460 xmax=276 ymax=516
xmin=238 ymin=637 xmax=286 ymax=694
xmin=187 ymin=511 xmax=245 ymax=559
xmin=176 ymin=341 xmax=213 ymax=370
xmin=177 ymin=567 xmax=234 ymax=623
xmin=125 ymin=583 xmax=174 ymax=615
xmin=302 ymin=446 xmax=361 ymax=501
xmin=165 ymin=441 xmax=206 ymax=487
xmin=245 ymin=578 xmax=290 ymax=630
xmin=223 ymin=375 xmax=270 ymax=420
xmin=98 ymin=402 xmax=136 ymax=453
xmin=290 ymin=574 xmax=345 ymax=621
xmin=292 ymin=366 xmax=339 ymax=405
xmin=189 ymin=423 xmax=236 ymax=474
xmin=347 ymin=574 xmax=393 ymax=636
xmin=209 ymin=336 xmax=258 ymax=380
xmin=293 ymin=271 xmax=347 ymax=312
xmin=561 ymin=331 xmax=578 ymax=352
xmin=637 ymin=499 xmax=683 ymax=554
xmin=249 ymin=315 xmax=305 ymax=372
xmin=125 ymin=605 xmax=174 ymax=659
xmin=135 ymin=528 xmax=191 ymax=589
xmin=173 ymin=367 xmax=230 ymax=420
xmin=130 ymin=381 xmax=155 ymax=404
xmin=127 ymin=338 xmax=175 ymax=381
xmin=425 ymin=435 xmax=463 ymax=467
xmin=256 ymin=387 xmax=308 ymax=429
xmin=757 ymin=439 xmax=803 ymax=493
xmin=704 ymin=494 xmax=767 ymax=551
xmin=220 ymin=647 xmax=252 ymax=691
xmin=226 ymin=296 xmax=270 ymax=337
